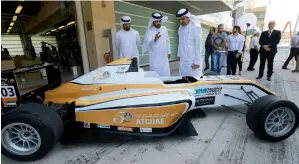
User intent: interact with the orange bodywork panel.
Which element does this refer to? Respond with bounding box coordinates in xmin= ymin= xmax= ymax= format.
xmin=106 ymin=57 xmax=132 ymax=65
xmin=43 ymin=82 xmax=166 ymax=104
xmin=44 ymin=79 xmax=278 ymax=105
xmin=76 ymin=103 xmax=187 ymax=128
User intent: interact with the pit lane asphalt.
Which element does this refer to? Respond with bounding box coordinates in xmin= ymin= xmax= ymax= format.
xmin=2 ymin=49 xmax=299 ymax=164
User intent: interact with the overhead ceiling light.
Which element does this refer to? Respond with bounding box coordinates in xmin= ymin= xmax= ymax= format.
xmin=12 ymin=16 xmax=17 ymax=21
xmin=19 ymin=0 xmax=24 ymax=1
xmin=15 ymin=5 xmax=23 ymax=14
xmin=46 ymin=32 xmax=51 ymax=35
xmin=67 ymin=21 xmax=76 ymax=26
xmin=10 ymin=22 xmax=14 ymax=26
xmin=58 ymin=26 xmax=65 ymax=29
xmin=7 ymin=29 xmax=10 ymax=33
xmin=51 ymin=29 xmax=57 ymax=32
xmin=8 ymin=27 xmax=12 ymax=30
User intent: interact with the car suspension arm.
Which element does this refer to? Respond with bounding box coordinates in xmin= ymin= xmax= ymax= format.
xmin=224 ymin=94 xmax=251 ymax=103
xmin=241 ymin=86 xmax=254 ymax=102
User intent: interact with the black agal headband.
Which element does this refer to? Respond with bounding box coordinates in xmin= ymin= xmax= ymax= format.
xmin=152 ymin=13 xmax=163 ymax=19
xmin=176 ymin=8 xmax=189 ymax=18
xmin=121 ymin=18 xmax=131 ymax=22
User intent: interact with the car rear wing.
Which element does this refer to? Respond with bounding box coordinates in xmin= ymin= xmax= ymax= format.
xmin=1 ymin=62 xmax=61 ymax=110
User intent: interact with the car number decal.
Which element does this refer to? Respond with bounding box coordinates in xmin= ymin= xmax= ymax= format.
xmin=1 ymin=86 xmax=16 ymax=98
xmin=1 ymin=86 xmax=17 ymax=107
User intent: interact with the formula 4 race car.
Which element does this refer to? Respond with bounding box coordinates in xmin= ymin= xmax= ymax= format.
xmin=1 ymin=57 xmax=299 ymax=161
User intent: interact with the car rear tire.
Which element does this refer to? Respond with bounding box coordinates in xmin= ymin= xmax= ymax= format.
xmin=246 ymin=95 xmax=299 ymax=142
xmin=1 ymin=103 xmax=64 ymax=161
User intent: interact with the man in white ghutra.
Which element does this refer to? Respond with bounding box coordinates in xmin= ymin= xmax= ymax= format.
xmin=176 ymin=8 xmax=203 ymax=77
xmin=142 ymin=12 xmax=171 ymax=77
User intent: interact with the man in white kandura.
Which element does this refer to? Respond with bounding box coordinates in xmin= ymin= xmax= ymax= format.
xmin=176 ymin=8 xmax=203 ymax=77
xmin=115 ymin=16 xmax=141 ymax=64
xmin=142 ymin=13 xmax=171 ymax=77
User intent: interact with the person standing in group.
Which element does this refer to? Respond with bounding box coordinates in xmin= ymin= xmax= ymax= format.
xmin=282 ymin=31 xmax=299 ymax=71
xmin=226 ymin=25 xmax=245 ymax=75
xmin=211 ymin=24 xmax=227 ymax=74
xmin=235 ymin=28 xmax=244 ymax=75
xmin=176 ymin=8 xmax=203 ymax=77
xmin=204 ymin=27 xmax=215 ymax=71
xmin=247 ymin=31 xmax=260 ymax=71
xmin=142 ymin=12 xmax=171 ymax=77
xmin=256 ymin=21 xmax=281 ymax=81
xmin=292 ymin=49 xmax=299 ymax=72
xmin=115 ymin=16 xmax=141 ymax=65
xmin=221 ymin=32 xmax=229 ymax=68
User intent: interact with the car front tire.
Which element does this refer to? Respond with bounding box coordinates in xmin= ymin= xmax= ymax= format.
xmin=246 ymin=95 xmax=299 ymax=142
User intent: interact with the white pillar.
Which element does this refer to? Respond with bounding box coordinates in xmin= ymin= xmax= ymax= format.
xmin=75 ymin=1 xmax=90 ymax=74
xmin=293 ymin=13 xmax=299 ymax=36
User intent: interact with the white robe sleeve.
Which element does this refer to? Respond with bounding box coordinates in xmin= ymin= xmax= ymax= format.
xmin=142 ymin=30 xmax=157 ymax=54
xmin=238 ymin=35 xmax=245 ymax=54
xmin=194 ymin=26 xmax=202 ymax=65
xmin=136 ymin=31 xmax=141 ymax=49
xmin=177 ymin=28 xmax=180 ymax=57
xmin=115 ymin=32 xmax=122 ymax=58
xmin=165 ymin=28 xmax=171 ymax=54
xmin=226 ymin=35 xmax=229 ymax=49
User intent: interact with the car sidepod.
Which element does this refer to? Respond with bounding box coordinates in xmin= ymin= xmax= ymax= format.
xmin=74 ymin=90 xmax=198 ymax=136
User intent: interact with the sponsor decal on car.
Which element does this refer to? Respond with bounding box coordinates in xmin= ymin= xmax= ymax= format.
xmin=140 ymin=128 xmax=152 ymax=133
xmin=136 ymin=118 xmax=165 ymax=125
xmin=195 ymin=96 xmax=215 ymax=106
xmin=84 ymin=122 xmax=90 ymax=128
xmin=112 ymin=111 xmax=180 ymax=125
xmin=97 ymin=124 xmax=110 ymax=129
xmin=116 ymin=67 xmax=126 ymax=74
xmin=76 ymin=103 xmax=186 ymax=128
xmin=1 ymin=78 xmax=15 ymax=85
xmin=92 ymin=70 xmax=111 ymax=81
xmin=195 ymin=86 xmax=222 ymax=96
xmin=118 ymin=126 xmax=133 ymax=132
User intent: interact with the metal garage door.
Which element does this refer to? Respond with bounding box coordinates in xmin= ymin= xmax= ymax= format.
xmin=1 ymin=35 xmax=59 ymax=57
xmin=31 ymin=36 xmax=58 ymax=55
xmin=114 ymin=1 xmax=179 ymax=66
xmin=1 ymin=35 xmax=24 ymax=56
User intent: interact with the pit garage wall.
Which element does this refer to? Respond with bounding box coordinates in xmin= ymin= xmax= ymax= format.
xmin=114 ymin=1 xmax=212 ymax=66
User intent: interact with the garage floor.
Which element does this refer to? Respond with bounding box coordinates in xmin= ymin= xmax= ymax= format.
xmin=2 ymin=49 xmax=299 ymax=164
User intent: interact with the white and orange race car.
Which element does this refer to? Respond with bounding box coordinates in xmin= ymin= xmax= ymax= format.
xmin=1 ymin=57 xmax=299 ymax=161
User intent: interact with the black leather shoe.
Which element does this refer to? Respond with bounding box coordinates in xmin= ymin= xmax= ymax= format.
xmin=282 ymin=67 xmax=290 ymax=70
xmin=267 ymin=77 xmax=271 ymax=81
xmin=256 ymin=76 xmax=262 ymax=79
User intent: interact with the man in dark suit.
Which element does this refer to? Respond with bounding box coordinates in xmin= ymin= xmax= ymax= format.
xmin=256 ymin=21 xmax=281 ymax=81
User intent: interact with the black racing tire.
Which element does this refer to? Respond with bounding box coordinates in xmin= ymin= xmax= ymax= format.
xmin=203 ymin=71 xmax=218 ymax=76
xmin=246 ymin=95 xmax=299 ymax=142
xmin=1 ymin=103 xmax=64 ymax=161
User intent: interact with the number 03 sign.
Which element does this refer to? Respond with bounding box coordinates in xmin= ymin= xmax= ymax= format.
xmin=1 ymin=86 xmax=17 ymax=107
